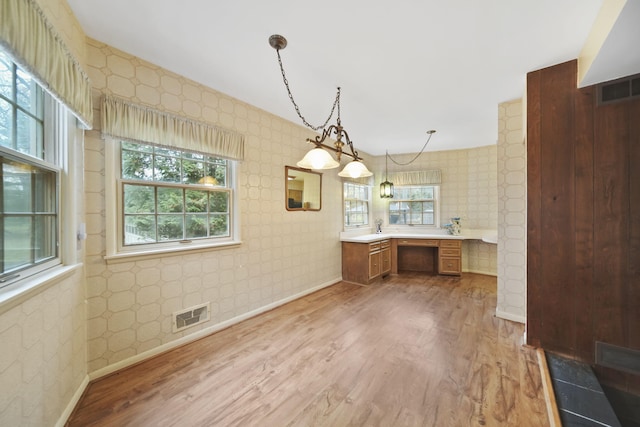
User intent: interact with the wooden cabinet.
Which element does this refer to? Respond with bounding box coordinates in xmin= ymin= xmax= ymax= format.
xmin=381 ymin=240 xmax=391 ymax=275
xmin=342 ymin=239 xmax=391 ymax=285
xmin=438 ymin=240 xmax=462 ymax=275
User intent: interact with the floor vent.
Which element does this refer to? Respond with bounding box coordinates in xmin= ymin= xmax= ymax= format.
xmin=596 ymin=341 xmax=640 ymax=376
xmin=598 ymin=73 xmax=640 ymax=105
xmin=173 ymin=302 xmax=210 ymax=333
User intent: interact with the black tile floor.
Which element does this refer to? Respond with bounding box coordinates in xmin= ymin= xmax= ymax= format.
xmin=602 ymin=385 xmax=640 ymax=427
xmin=545 ymin=352 xmax=621 ymax=427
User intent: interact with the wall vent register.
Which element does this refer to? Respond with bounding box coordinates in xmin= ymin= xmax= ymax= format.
xmin=173 ymin=302 xmax=210 ymax=332
xmin=598 ymin=73 xmax=640 ymax=105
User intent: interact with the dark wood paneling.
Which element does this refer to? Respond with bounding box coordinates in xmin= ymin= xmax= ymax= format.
xmin=526 ymin=70 xmax=542 ymax=347
xmin=527 ymin=61 xmax=640 ymax=392
xmin=529 ymin=61 xmax=577 ymax=353
xmin=396 ymin=246 xmax=436 ymax=273
xmin=628 ymin=99 xmax=640 ymax=354
xmin=574 ymin=86 xmax=596 ymax=361
xmin=593 ymin=101 xmax=629 ymax=348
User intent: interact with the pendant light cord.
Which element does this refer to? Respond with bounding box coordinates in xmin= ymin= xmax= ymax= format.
xmin=387 ymin=130 xmax=436 ymax=166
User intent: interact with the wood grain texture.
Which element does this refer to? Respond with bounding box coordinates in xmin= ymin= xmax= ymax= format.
xmin=67 ymin=274 xmax=548 ymax=426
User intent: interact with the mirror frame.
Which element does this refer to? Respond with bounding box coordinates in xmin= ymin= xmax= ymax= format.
xmin=285 ymin=166 xmax=322 ymax=211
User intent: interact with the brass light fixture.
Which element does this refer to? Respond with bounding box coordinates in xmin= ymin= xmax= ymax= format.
xmin=380 ymin=151 xmax=394 ymax=198
xmin=269 ymin=34 xmax=372 ymax=178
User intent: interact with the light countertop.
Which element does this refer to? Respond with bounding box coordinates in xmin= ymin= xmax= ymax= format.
xmin=340 ymin=229 xmax=498 ymax=244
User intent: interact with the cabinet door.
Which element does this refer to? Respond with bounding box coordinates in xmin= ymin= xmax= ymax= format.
xmin=381 ymin=247 xmax=391 ymax=275
xmin=369 ymin=251 xmax=381 ymax=280
xmin=439 ymin=257 xmax=461 ymax=275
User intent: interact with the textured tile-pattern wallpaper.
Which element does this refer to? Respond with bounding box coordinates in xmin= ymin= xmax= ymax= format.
xmin=497 ymin=99 xmax=527 ymax=322
xmin=83 ymin=39 xmax=346 ymax=373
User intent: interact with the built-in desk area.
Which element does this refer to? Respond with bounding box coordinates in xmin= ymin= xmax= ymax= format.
xmin=340 ymin=230 xmax=496 ymax=285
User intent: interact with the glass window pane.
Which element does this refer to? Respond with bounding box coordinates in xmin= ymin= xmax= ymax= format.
xmin=3 ymin=161 xmax=32 ymax=212
xmin=423 ymin=213 xmax=434 ymax=225
xmin=186 ymin=190 xmax=207 ymax=213
xmin=186 ymin=214 xmax=208 ymax=238
xmin=154 ymin=147 xmax=180 ymax=157
xmin=124 ymin=215 xmax=156 ymax=244
xmin=16 ymin=68 xmax=43 ymax=118
xmin=210 ymin=214 xmax=229 ymax=236
xmin=422 ymin=201 xmax=434 ymax=212
xmin=205 ymin=163 xmax=225 ymax=186
xmin=209 ymin=192 xmax=228 ymax=213
xmin=183 ymin=152 xmax=204 ymax=160
xmin=122 ymin=150 xmax=153 ymax=180
xmin=158 ymin=215 xmax=184 ymax=241
xmin=182 ymin=159 xmax=203 ymax=184
xmin=34 ymin=168 xmax=56 ymax=213
xmin=154 ymin=155 xmax=181 ymax=182
xmin=16 ymin=109 xmax=43 ymax=157
xmin=124 ymin=184 xmax=155 ymax=214
xmin=0 ymin=98 xmax=12 ymax=149
xmin=157 ymin=187 xmax=183 ymax=213
xmin=122 ymin=141 xmax=152 ymax=152
xmin=34 ymin=215 xmax=57 ymax=261
xmin=0 ymin=52 xmax=12 ymax=100
xmin=4 ymin=216 xmax=31 ymax=271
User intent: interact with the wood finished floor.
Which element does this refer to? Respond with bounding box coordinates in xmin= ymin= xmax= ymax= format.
xmin=67 ymin=273 xmax=548 ymax=426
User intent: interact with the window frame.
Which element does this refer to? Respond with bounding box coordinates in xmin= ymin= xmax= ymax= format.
xmin=0 ymin=52 xmax=66 ymax=291
xmin=105 ymin=139 xmax=241 ymax=263
xmin=343 ymin=181 xmax=371 ymax=229
xmin=388 ymin=185 xmax=440 ymax=228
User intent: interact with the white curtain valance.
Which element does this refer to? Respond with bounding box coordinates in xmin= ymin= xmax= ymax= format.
xmin=0 ymin=0 xmax=93 ymax=128
xmin=101 ymin=95 xmax=245 ymax=161
xmin=389 ymin=170 xmax=441 ymax=186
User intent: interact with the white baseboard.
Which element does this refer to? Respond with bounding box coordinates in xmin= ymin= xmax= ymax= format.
xmin=55 ymin=374 xmax=90 ymax=427
xmin=89 ymin=277 xmax=341 ymax=381
xmin=495 ymin=309 xmax=526 ymax=324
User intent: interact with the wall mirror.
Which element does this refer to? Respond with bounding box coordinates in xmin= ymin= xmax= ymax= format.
xmin=285 ymin=166 xmax=322 ymax=211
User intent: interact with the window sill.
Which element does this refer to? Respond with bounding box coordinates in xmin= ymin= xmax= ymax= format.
xmin=104 ymin=240 xmax=242 ymax=264
xmin=0 ymin=264 xmax=82 ymax=316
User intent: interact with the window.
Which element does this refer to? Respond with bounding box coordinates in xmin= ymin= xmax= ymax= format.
xmin=344 ymin=182 xmax=369 ymax=227
xmin=0 ymin=49 xmax=61 ymax=288
xmin=389 ymin=185 xmax=439 ymax=226
xmin=118 ymin=141 xmax=234 ymax=249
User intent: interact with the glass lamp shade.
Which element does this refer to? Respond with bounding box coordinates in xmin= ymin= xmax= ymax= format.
xmin=380 ymin=180 xmax=394 ymax=198
xmin=338 ymin=160 xmax=373 ymax=178
xmin=297 ymin=148 xmax=340 ymax=169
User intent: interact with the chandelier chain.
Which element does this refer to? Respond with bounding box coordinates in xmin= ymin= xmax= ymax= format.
xmin=276 ymin=49 xmax=340 ymax=132
xmin=387 ymin=131 xmax=436 ymax=166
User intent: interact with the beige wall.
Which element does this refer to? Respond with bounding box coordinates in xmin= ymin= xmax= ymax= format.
xmin=497 ymin=99 xmax=527 ymax=322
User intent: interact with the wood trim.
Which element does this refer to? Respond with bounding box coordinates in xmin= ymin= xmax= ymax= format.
xmin=537 ymin=349 xmax=562 ymax=427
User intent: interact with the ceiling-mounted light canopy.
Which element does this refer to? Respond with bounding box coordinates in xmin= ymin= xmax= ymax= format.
xmin=269 ymin=34 xmax=371 ymax=178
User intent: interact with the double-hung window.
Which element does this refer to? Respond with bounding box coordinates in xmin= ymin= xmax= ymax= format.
xmin=343 ymin=182 xmax=370 ymax=228
xmin=117 ymin=141 xmax=235 ymax=251
xmin=389 ymin=185 xmax=439 ymax=226
xmin=0 ymin=50 xmax=62 ymax=289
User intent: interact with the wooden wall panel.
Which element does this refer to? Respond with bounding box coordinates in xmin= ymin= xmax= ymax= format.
xmin=594 ymin=102 xmax=629 ymax=348
xmin=526 ymin=70 xmax=542 ymax=347
xmin=527 ymin=61 xmax=640 ymax=392
xmin=574 ymin=86 xmax=596 ymax=361
xmin=527 ymin=61 xmax=577 ymax=354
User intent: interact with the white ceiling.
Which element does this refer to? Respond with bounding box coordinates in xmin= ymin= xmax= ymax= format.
xmin=67 ymin=0 xmax=631 ymax=155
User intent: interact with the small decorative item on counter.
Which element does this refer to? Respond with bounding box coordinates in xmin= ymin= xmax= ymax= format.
xmin=375 ymin=218 xmax=383 ymax=234
xmin=443 ymin=217 xmax=461 ymax=235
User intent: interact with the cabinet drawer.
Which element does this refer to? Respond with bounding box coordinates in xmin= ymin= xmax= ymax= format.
xmin=396 ymin=238 xmax=439 ymax=247
xmin=369 ymin=242 xmax=381 ymax=252
xmin=440 ymin=240 xmax=462 ymax=248
xmin=380 ymin=239 xmax=390 ymax=249
xmin=439 ymin=257 xmax=461 ymax=275
xmin=440 ymin=248 xmax=461 ymax=257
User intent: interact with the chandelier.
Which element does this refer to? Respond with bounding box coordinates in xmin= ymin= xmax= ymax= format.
xmin=269 ymin=34 xmax=372 ymax=178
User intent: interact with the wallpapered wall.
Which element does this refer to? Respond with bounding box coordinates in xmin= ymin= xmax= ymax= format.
xmin=497 ymin=99 xmax=526 ymax=322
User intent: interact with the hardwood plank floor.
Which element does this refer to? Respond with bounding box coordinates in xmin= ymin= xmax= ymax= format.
xmin=67 ymin=273 xmax=548 ymax=426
